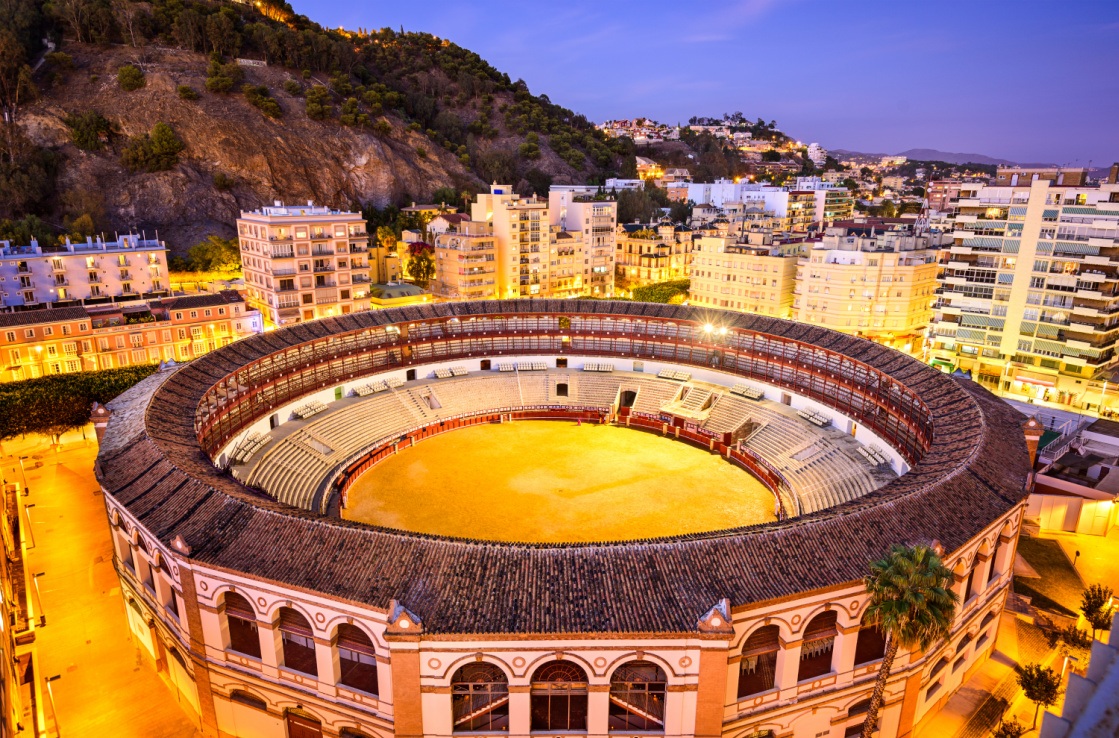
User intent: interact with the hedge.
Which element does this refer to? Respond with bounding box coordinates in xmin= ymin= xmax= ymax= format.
xmin=0 ymin=365 xmax=160 ymax=441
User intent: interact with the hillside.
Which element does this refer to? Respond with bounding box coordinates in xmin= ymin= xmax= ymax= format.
xmin=0 ymin=0 xmax=629 ymax=254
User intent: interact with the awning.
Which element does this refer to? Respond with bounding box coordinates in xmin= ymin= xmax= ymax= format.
xmin=1015 ymin=371 xmax=1056 ymax=388
xmin=929 ymin=358 xmax=955 ymax=369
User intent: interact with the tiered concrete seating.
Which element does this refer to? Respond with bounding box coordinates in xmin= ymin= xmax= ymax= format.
xmin=242 ymin=368 xmax=894 ymax=517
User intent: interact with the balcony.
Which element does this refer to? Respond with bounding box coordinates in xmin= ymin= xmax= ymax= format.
xmin=271 ymin=248 xmax=295 ymax=259
xmin=272 ymin=268 xmax=297 ymax=276
xmin=312 ymin=246 xmax=336 ymax=256
xmin=312 ymin=264 xmax=335 ymax=273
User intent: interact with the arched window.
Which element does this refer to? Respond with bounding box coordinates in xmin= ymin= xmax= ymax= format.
xmin=980 ymin=611 xmax=997 ymax=630
xmin=337 ymin=624 xmax=378 ymax=695
xmin=854 ymin=612 xmax=887 ymax=666
xmin=531 ymin=661 xmax=588 ymax=732
xmin=609 ymin=661 xmax=667 ymax=733
xmin=798 ymin=611 xmax=837 ymax=682
xmin=738 ymin=625 xmax=780 ymax=697
xmin=285 ymin=709 xmax=323 ymax=738
xmin=452 ymin=662 xmax=509 ymax=733
xmin=278 ymin=607 xmax=317 ymax=676
xmin=964 ymin=565 xmax=977 ymax=602
xmin=224 ymin=592 xmax=261 ymax=659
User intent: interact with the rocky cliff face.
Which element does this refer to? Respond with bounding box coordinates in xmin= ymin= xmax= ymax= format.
xmin=22 ymin=44 xmax=481 ymax=252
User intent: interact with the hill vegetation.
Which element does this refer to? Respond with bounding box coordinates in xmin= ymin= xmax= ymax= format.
xmin=0 ymin=0 xmax=633 ymax=255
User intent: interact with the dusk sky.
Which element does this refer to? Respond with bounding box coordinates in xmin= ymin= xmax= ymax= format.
xmin=293 ymin=1 xmax=1119 ymax=166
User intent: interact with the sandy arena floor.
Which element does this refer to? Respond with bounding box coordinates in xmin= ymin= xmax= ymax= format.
xmin=342 ymin=420 xmax=777 ymax=542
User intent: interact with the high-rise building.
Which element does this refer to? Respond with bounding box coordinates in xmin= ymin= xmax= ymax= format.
xmin=928 ymin=179 xmax=1119 ymax=397
xmin=463 ymin=185 xmax=617 ymax=299
xmin=0 ymin=234 xmax=169 ymax=308
xmin=689 ymin=232 xmax=800 ymax=317
xmin=432 ymin=220 xmax=498 ymax=301
xmin=806 ymin=142 xmax=827 ymax=168
xmin=548 ymin=187 xmax=617 ymax=297
xmin=237 ymin=202 xmax=370 ymax=326
xmin=793 ymin=220 xmax=945 ymax=350
xmin=471 ymin=185 xmax=549 ymax=298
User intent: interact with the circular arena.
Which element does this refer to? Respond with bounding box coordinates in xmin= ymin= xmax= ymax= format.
xmin=95 ymin=301 xmax=1032 ymax=738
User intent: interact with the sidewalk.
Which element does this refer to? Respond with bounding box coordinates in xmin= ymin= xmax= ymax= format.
xmin=7 ymin=428 xmax=201 ymax=737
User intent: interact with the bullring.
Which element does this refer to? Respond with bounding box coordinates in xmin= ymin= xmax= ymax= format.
xmin=95 ymin=300 xmax=1031 ymax=738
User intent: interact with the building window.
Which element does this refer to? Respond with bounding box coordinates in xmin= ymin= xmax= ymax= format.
xmin=167 ymin=588 xmax=180 ymax=620
xmin=854 ymin=612 xmax=887 ymax=665
xmin=337 ymin=624 xmax=378 ymax=695
xmin=230 ymin=690 xmax=268 ymax=711
xmin=452 ymin=662 xmax=509 ymax=733
xmin=608 ymin=661 xmax=666 ymax=732
xmin=798 ymin=611 xmax=837 ymax=682
xmin=223 ymin=592 xmax=261 ymax=658
xmin=278 ymin=607 xmax=318 ymax=676
xmin=738 ymin=625 xmax=780 ymax=697
xmin=530 ymin=661 xmax=588 ymax=732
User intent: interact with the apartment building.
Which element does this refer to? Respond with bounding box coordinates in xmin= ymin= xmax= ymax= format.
xmin=927 ymin=179 xmax=1119 ymax=399
xmin=471 ymin=185 xmax=550 ymax=298
xmin=615 ymin=221 xmax=696 ymax=293
xmin=237 ymin=202 xmax=370 ymax=326
xmin=0 ymin=234 xmax=169 ymax=308
xmin=993 ymin=167 xmax=1088 ymax=187
xmin=0 ymin=291 xmax=261 ymax=381
xmin=806 ymin=142 xmax=827 ymax=168
xmin=548 ymin=187 xmax=617 ymax=297
xmin=433 ymin=220 xmax=498 ymax=301
xmin=686 ymin=178 xmax=851 ymax=230
xmin=689 ymin=232 xmax=800 ymax=317
xmin=927 ymin=180 xmax=963 ymax=213
xmin=793 ymin=220 xmax=945 ymax=350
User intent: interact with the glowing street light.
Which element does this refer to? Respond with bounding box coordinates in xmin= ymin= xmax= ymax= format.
xmin=703 ymin=323 xmax=714 ymax=334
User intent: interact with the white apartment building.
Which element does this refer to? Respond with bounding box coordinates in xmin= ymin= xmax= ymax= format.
xmin=465 ymin=185 xmax=617 ymax=299
xmin=807 ymin=143 xmax=828 ymax=168
xmin=237 ymin=202 xmax=371 ymax=326
xmin=0 ymin=235 xmax=169 ymax=308
xmin=928 ymin=180 xmax=1119 ymax=399
xmin=794 ymin=221 xmax=945 ymax=349
xmin=549 ymin=187 xmax=617 ymax=297
xmin=686 ymin=178 xmax=851 ymax=230
xmin=689 ymin=233 xmax=800 ymax=318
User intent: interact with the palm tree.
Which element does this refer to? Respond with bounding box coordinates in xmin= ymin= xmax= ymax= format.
xmin=860 ymin=544 xmax=958 ymax=738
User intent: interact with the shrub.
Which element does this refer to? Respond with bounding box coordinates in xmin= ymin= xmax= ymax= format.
xmin=415 ymin=146 xmax=427 ymax=159
xmin=63 ymin=111 xmax=112 ymax=150
xmin=372 ymin=120 xmax=392 ymax=137
xmin=177 ymin=85 xmax=199 ymax=100
xmin=204 ymin=57 xmax=243 ymax=94
xmin=117 ymin=64 xmax=145 ymax=91
xmin=213 ymin=172 xmax=234 ymax=191
xmin=242 ymin=84 xmax=282 ymax=118
xmin=517 ymin=142 xmax=540 ymax=160
xmin=121 ymin=123 xmax=185 ymax=173
xmin=305 ymin=85 xmax=332 ymax=120
xmin=45 ymin=52 xmax=74 ymax=70
xmin=282 ymin=79 xmax=302 ymax=96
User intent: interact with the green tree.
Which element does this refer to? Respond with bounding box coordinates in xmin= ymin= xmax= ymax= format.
xmin=376 ymin=225 xmax=397 ymax=253
xmin=1016 ymin=663 xmax=1061 ymax=728
xmin=0 ymin=215 xmax=54 ymax=246
xmin=63 ymin=111 xmax=112 ymax=150
xmin=177 ymin=84 xmax=199 ymax=100
xmin=431 ymin=187 xmax=460 ymax=208
xmin=632 ymin=280 xmax=690 ymax=304
xmin=860 ymin=545 xmax=957 ymax=738
xmin=120 ymin=122 xmax=185 ymax=173
xmin=408 ymin=249 xmax=435 ymax=288
xmin=186 ymin=235 xmax=241 ymax=272
xmin=1081 ymin=584 xmax=1115 ymax=637
xmin=0 ymin=366 xmax=160 ymax=443
xmin=117 ymin=64 xmax=145 ymax=91
xmin=305 ymin=85 xmax=332 ymax=120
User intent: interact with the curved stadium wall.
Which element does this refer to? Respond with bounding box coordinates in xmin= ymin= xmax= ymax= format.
xmin=94 ymin=300 xmax=1031 ymax=738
